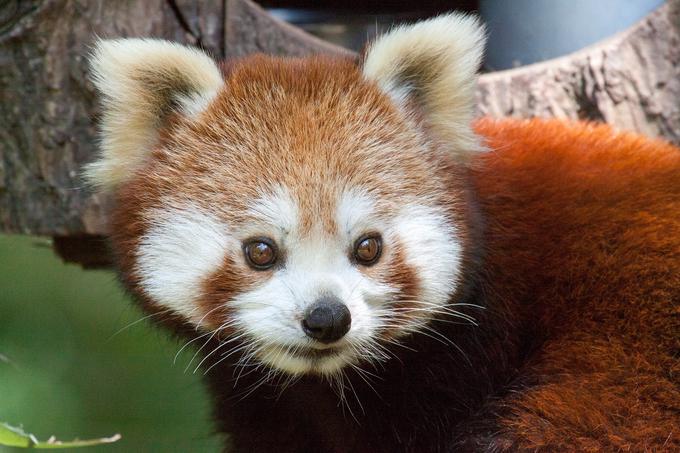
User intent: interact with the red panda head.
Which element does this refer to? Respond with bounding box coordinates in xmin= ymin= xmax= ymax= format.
xmin=87 ymin=14 xmax=486 ymax=376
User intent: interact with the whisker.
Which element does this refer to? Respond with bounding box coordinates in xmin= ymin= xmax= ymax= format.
xmin=184 ymin=329 xmax=219 ymax=373
xmin=418 ymin=324 xmax=472 ymax=367
xmin=203 ymin=340 xmax=252 ymax=375
xmin=349 ymin=363 xmax=382 ymax=402
xmin=108 ymin=308 xmax=173 ymax=340
xmin=173 ymin=330 xmax=212 ymax=365
xmin=195 ymin=305 xmax=227 ymax=330
xmin=345 ymin=372 xmax=364 ymax=418
xmin=193 ymin=337 xmax=237 ymax=373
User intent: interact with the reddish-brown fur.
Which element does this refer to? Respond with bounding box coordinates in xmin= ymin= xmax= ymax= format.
xmin=465 ymin=118 xmax=680 ymax=451
xmin=106 ymin=54 xmax=679 ymax=451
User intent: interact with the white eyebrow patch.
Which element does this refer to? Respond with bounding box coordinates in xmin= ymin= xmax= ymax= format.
xmin=245 ymin=185 xmax=298 ymax=236
xmin=336 ymin=188 xmax=378 ymax=235
xmin=136 ymin=206 xmax=232 ymax=321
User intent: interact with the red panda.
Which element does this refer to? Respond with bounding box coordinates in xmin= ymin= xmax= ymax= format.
xmin=86 ymin=13 xmax=679 ymax=453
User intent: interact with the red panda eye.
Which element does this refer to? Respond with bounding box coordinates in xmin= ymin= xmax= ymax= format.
xmin=353 ymin=234 xmax=382 ymax=266
xmin=244 ymin=238 xmax=277 ymax=270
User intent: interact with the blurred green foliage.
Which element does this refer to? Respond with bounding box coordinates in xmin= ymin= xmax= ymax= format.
xmin=0 ymin=235 xmax=222 ymax=452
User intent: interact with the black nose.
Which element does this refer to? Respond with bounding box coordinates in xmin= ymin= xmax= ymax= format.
xmin=302 ymin=297 xmax=351 ymax=344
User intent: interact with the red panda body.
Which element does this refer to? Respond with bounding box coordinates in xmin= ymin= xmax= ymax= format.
xmin=85 ymin=14 xmax=679 ymax=452
xmin=469 ymin=118 xmax=679 ymax=451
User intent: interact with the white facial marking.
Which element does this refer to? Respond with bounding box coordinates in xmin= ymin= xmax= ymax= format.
xmin=243 ymin=186 xmax=298 ymax=238
xmin=230 ymin=232 xmax=388 ymax=375
xmin=336 ymin=188 xmax=379 ymax=234
xmin=391 ymin=204 xmax=462 ymax=315
xmin=136 ymin=206 xmax=233 ymax=322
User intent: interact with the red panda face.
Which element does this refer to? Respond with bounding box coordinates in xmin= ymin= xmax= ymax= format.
xmin=88 ymin=14 xmax=485 ymax=376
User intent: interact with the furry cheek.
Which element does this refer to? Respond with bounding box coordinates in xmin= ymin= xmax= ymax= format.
xmin=378 ymin=204 xmax=463 ymax=335
xmin=134 ymin=206 xmax=237 ymax=325
xmin=229 ymin=276 xmax=304 ymax=347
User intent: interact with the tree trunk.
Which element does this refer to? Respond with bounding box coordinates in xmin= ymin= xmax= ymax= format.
xmin=0 ymin=0 xmax=677 ymax=267
xmin=476 ymin=1 xmax=680 ymax=144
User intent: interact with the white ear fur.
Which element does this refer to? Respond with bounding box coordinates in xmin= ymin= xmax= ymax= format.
xmin=86 ymin=39 xmax=224 ymax=188
xmin=363 ymin=13 xmax=486 ymax=157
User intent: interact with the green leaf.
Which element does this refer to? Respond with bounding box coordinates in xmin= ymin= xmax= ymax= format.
xmin=0 ymin=422 xmax=33 ymax=447
xmin=0 ymin=422 xmax=121 ymax=449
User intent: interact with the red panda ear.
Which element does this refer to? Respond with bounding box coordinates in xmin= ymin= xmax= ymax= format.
xmin=362 ymin=13 xmax=486 ymax=158
xmin=85 ymin=39 xmax=224 ymax=189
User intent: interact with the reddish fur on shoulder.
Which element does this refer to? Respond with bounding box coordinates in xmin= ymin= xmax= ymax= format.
xmin=469 ymin=118 xmax=680 ymax=451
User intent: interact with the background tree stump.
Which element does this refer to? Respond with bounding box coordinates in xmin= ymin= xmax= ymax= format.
xmin=476 ymin=0 xmax=680 ymax=143
xmin=0 ymin=0 xmax=678 ymax=267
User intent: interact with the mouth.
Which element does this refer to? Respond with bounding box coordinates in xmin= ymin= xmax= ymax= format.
xmin=289 ymin=346 xmax=342 ymax=361
xmin=255 ymin=342 xmax=351 ymax=375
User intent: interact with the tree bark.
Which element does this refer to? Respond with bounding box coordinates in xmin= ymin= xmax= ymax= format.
xmin=476 ymin=0 xmax=680 ymax=144
xmin=0 ymin=0 xmax=677 ymax=267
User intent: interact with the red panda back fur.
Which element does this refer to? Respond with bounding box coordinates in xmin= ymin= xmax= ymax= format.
xmin=468 ymin=118 xmax=680 ymax=451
